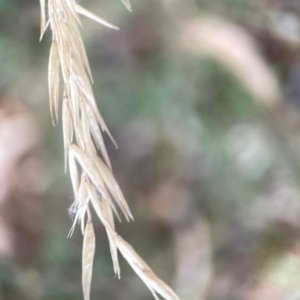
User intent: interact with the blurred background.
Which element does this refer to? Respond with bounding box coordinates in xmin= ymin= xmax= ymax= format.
xmin=1 ymin=0 xmax=300 ymax=299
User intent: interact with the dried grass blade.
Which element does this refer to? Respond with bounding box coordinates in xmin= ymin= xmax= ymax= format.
xmin=93 ymin=179 xmax=121 ymax=222
xmin=75 ymin=4 xmax=120 ymax=30
xmin=69 ymin=144 xmax=110 ymax=201
xmin=84 ymin=100 xmax=118 ymax=150
xmin=64 ymin=15 xmax=93 ymax=81
xmin=68 ymin=175 xmax=86 ymax=237
xmin=71 ymin=58 xmax=95 ymax=107
xmin=80 ymin=200 xmax=87 ymax=235
xmin=80 ymin=99 xmax=96 ymax=156
xmin=69 ymin=151 xmax=79 ymax=194
xmin=116 ymin=235 xmax=180 ymax=300
xmin=102 ymin=197 xmax=121 ymax=278
xmin=70 ymin=58 xmax=116 ymax=148
xmin=68 ymin=210 xmax=79 ymax=238
xmin=65 ymin=0 xmax=82 ymax=27
xmin=40 ymin=18 xmax=51 ymax=42
xmin=87 ymin=184 xmax=105 ymax=223
xmin=82 ymin=215 xmax=95 ymax=300
xmin=95 ymin=157 xmax=133 ymax=221
xmin=69 ymin=75 xmax=80 ymax=132
xmin=39 ymin=0 xmax=46 ymax=40
xmin=102 ymin=194 xmax=116 ymax=230
xmin=48 ymin=39 xmax=60 ymax=126
xmin=84 ymin=102 xmax=111 ymax=169
xmin=62 ymin=99 xmax=72 ymax=171
xmin=87 ymin=184 xmax=120 ymax=277
xmin=75 ymin=119 xmax=86 ymax=151
xmin=94 ymin=107 xmax=118 ymax=149
xmin=121 ymin=0 xmax=132 ymax=12
xmin=87 ymin=168 xmax=120 ymax=220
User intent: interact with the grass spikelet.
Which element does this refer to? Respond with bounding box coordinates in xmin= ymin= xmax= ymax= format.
xmin=62 ymin=98 xmax=73 ymax=171
xmin=69 ymin=151 xmax=79 ymax=194
xmin=82 ymin=211 xmax=96 ymax=300
xmin=48 ymin=39 xmax=60 ymax=125
xmin=40 ymin=1 xmax=181 ymax=299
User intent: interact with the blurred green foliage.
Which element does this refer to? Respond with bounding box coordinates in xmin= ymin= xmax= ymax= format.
xmin=1 ymin=0 xmax=300 ymax=300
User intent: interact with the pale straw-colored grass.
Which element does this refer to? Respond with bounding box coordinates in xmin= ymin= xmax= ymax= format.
xmin=39 ymin=1 xmax=181 ymax=300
